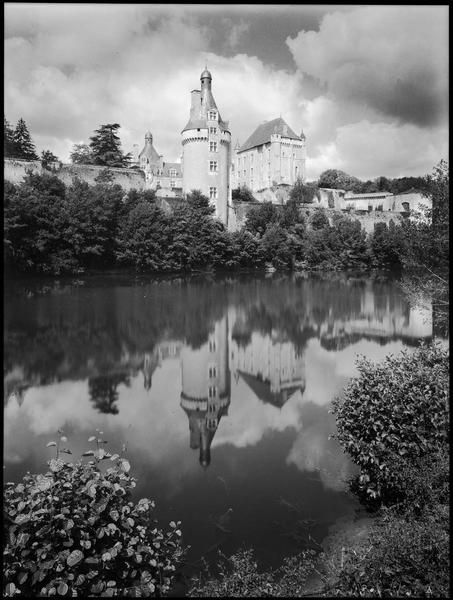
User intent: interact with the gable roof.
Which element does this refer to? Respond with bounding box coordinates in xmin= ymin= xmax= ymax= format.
xmin=238 ymin=118 xmax=301 ymax=153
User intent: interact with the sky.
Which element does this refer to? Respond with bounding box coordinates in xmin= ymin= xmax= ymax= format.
xmin=4 ymin=3 xmax=449 ymax=180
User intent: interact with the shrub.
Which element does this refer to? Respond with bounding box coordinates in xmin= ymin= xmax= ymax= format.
xmin=309 ymin=207 xmax=329 ymax=230
xmin=3 ymin=431 xmax=183 ymax=597
xmin=324 ymin=451 xmax=449 ymax=598
xmin=331 ymin=343 xmax=449 ymax=503
xmin=188 ymin=548 xmax=317 ymax=597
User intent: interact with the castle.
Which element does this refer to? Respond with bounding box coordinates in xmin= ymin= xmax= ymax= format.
xmin=130 ymin=68 xmax=304 ymax=225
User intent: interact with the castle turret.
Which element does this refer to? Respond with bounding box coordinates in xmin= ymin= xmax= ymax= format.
xmin=181 ymin=69 xmax=231 ymax=225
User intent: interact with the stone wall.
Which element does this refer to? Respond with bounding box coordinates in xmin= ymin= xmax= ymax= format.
xmin=4 ymin=158 xmax=146 ymax=191
xmin=228 ymin=201 xmax=404 ymax=234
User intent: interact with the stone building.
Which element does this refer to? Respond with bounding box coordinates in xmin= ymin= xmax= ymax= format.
xmin=181 ymin=68 xmax=231 ymax=225
xmin=232 ymin=117 xmax=306 ymax=193
xmin=134 ymin=131 xmax=182 ymax=197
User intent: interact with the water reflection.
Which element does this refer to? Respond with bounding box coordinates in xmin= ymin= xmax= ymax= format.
xmin=3 ymin=273 xmax=434 ymax=570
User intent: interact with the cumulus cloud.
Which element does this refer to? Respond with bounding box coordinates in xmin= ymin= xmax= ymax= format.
xmin=4 ymin=4 xmax=448 ymax=179
xmin=287 ymin=6 xmax=448 ymax=128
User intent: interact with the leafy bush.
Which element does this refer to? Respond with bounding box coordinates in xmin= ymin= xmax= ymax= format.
xmin=324 ymin=452 xmax=449 ymax=598
xmin=188 ymin=548 xmax=317 ymax=597
xmin=3 ymin=431 xmax=183 ymax=597
xmin=331 ymin=343 xmax=449 ymax=503
xmin=309 ymin=207 xmax=329 ymax=230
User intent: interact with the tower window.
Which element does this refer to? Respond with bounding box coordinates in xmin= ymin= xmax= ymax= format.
xmin=209 ymin=142 xmax=218 ymax=152
xmin=170 ymin=180 xmax=176 ymax=188
xmin=208 ymin=365 xmax=217 ymax=378
xmin=210 ymin=127 xmax=217 ymax=135
xmin=169 ymin=169 xmax=177 ymax=177
xmin=209 ymin=161 xmax=218 ymax=172
xmin=208 ymin=110 xmax=217 ymax=120
xmin=208 ymin=386 xmax=217 ymax=399
xmin=209 ymin=187 xmax=218 ymax=200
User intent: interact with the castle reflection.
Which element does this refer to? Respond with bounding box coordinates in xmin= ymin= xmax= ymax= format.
xmin=4 ymin=274 xmax=435 ymax=470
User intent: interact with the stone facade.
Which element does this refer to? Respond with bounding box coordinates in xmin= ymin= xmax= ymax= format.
xmin=232 ymin=118 xmax=306 ymax=193
xmin=181 ymin=69 xmax=231 ymax=225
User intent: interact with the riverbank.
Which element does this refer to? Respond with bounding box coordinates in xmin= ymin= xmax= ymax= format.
xmin=188 ymin=342 xmax=450 ymax=597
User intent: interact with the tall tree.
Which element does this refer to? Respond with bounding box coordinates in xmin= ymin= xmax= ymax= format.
xmin=13 ymin=118 xmax=39 ymax=160
xmin=70 ymin=143 xmax=93 ymax=165
xmin=89 ymin=123 xmax=130 ymax=167
xmin=4 ymin=116 xmax=17 ymax=157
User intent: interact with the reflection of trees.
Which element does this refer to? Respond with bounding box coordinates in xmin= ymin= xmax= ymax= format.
xmin=88 ymin=373 xmax=130 ymax=414
xmin=4 ymin=271 xmax=430 ymax=395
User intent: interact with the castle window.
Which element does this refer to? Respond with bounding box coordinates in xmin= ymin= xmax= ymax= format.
xmin=208 ymin=110 xmax=217 ymax=120
xmin=209 ymin=187 xmax=218 ymax=200
xmin=209 ymin=339 xmax=217 ymax=352
xmin=169 ymin=169 xmax=177 ymax=177
xmin=208 ymin=386 xmax=217 ymax=398
xmin=210 ymin=127 xmax=217 ymax=135
xmin=209 ymin=161 xmax=218 ymax=172
xmin=170 ymin=180 xmax=176 ymax=188
xmin=209 ymin=142 xmax=218 ymax=152
xmin=208 ymin=365 xmax=217 ymax=378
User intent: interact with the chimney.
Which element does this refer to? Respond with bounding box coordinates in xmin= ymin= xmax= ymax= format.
xmin=190 ymin=90 xmax=201 ymax=118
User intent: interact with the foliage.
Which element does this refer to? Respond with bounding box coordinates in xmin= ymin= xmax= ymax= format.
xmin=331 ymin=343 xmax=449 ymax=503
xmin=11 ymin=118 xmax=39 ymax=160
xmin=323 ymin=450 xmax=449 ymax=598
xmin=188 ymin=548 xmax=318 ymax=597
xmin=367 ymin=220 xmax=404 ymax=268
xmin=232 ymin=185 xmax=255 ymax=202
xmin=318 ymin=169 xmax=362 ymax=192
xmin=244 ymin=202 xmax=279 ymax=236
xmin=308 ymin=207 xmax=329 ymax=230
xmin=259 ymin=224 xmax=294 ymax=270
xmin=4 ymin=115 xmax=18 ymax=157
xmin=41 ymin=150 xmax=59 ymax=170
xmin=289 ymin=178 xmax=318 ymax=204
xmin=70 ymin=143 xmax=94 ymax=165
xmin=89 ymin=124 xmax=131 ymax=168
xmin=3 ymin=431 xmax=183 ymax=597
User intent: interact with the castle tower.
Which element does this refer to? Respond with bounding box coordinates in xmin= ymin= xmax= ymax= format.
xmin=181 ymin=69 xmax=231 ymax=225
xmin=180 ymin=315 xmax=230 ymax=467
xmin=139 ymin=131 xmax=162 ymax=172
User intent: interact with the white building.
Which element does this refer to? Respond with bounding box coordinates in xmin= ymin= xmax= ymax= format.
xmin=233 ymin=118 xmax=306 ymax=193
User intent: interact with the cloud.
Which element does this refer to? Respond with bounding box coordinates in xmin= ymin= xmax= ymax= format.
xmin=287 ymin=6 xmax=448 ymax=128
xmin=4 ymin=4 xmax=448 ymax=179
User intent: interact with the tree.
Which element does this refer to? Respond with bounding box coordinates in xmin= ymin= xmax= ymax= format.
xmin=70 ymin=143 xmax=93 ymax=165
xmin=318 ymin=169 xmax=362 ymax=192
xmin=289 ymin=178 xmax=318 ymax=204
xmin=4 ymin=116 xmax=17 ymax=157
xmin=245 ymin=202 xmax=279 ymax=236
xmin=13 ymin=118 xmax=38 ymax=160
xmin=309 ymin=207 xmax=329 ymax=230
xmin=232 ymin=185 xmax=255 ymax=202
xmin=41 ymin=150 xmax=59 ymax=170
xmin=89 ymin=123 xmax=130 ymax=167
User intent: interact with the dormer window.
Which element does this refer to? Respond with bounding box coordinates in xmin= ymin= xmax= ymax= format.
xmin=169 ymin=169 xmax=177 ymax=177
xmin=208 ymin=110 xmax=217 ymax=120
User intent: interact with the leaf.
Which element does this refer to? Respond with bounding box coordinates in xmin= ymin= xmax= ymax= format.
xmin=67 ymin=549 xmax=83 ymax=567
xmin=49 ymin=458 xmax=65 ymax=473
xmin=46 ymin=441 xmax=57 ymax=447
xmin=88 ymin=436 xmax=96 ymax=442
xmin=60 ymin=448 xmax=72 ymax=454
xmin=82 ymin=450 xmax=95 ymax=457
xmin=57 ymin=582 xmax=69 ymax=595
xmin=102 ymin=552 xmax=112 ymax=561
xmin=5 ymin=583 xmax=16 ymax=596
xmin=120 ymin=459 xmax=131 ymax=473
xmin=98 ymin=448 xmax=106 ymax=460
xmin=18 ymin=572 xmax=28 ymax=584
xmin=110 ymin=454 xmax=119 ymax=461
xmin=60 ymin=436 xmax=68 ymax=443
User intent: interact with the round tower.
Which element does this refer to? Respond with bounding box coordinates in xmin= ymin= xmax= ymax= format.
xmin=181 ymin=69 xmax=231 ymax=225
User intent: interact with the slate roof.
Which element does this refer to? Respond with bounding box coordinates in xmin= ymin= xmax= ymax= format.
xmin=238 ymin=118 xmax=301 ymax=153
xmin=139 ymin=140 xmax=161 ymax=164
xmin=344 ymin=191 xmax=392 ymax=199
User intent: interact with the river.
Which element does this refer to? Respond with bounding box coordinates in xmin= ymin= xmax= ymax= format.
xmin=3 ymin=271 xmax=433 ymax=585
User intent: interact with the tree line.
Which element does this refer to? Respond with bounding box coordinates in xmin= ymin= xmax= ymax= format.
xmin=3 ymin=161 xmax=448 ymax=277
